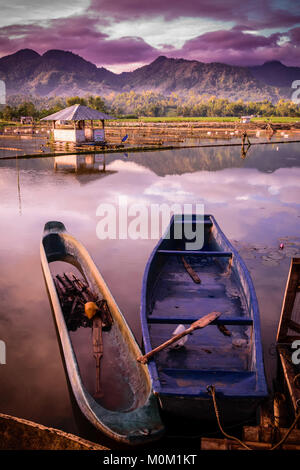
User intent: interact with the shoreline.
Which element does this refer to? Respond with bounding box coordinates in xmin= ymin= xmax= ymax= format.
xmin=0 ymin=138 xmax=299 ymax=161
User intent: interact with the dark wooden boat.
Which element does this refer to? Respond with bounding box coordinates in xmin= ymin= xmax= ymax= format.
xmin=141 ymin=214 xmax=267 ymax=424
xmin=276 ymin=257 xmax=300 ymax=417
xmin=41 ymin=221 xmax=164 ymax=445
xmin=0 ymin=413 xmax=107 ymax=450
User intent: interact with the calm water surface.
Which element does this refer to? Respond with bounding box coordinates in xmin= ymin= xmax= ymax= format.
xmin=0 ymin=142 xmax=299 ymax=443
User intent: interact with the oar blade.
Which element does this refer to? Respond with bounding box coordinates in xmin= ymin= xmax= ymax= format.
xmin=192 ymin=311 xmax=221 ymax=329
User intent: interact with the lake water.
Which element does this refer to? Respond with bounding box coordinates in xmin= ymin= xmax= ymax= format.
xmin=0 ymin=141 xmax=299 ymax=446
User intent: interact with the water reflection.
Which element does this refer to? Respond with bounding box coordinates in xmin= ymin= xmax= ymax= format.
xmin=0 ymin=136 xmax=46 ymax=158
xmin=53 ymin=154 xmax=117 ymax=185
xmin=0 ymin=142 xmax=299 ymax=439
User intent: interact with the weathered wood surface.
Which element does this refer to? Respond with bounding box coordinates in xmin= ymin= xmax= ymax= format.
xmin=0 ymin=413 xmax=108 ymax=450
xmin=276 ymin=258 xmax=300 ymax=419
xmin=137 ymin=311 xmax=221 ymax=364
xmin=277 ymin=257 xmax=300 ymax=343
xmin=181 ymin=256 xmax=201 ymax=284
xmin=201 ymin=437 xmax=300 ymax=450
xmin=93 ymin=316 xmax=104 ymax=398
xmin=243 ymin=425 xmax=300 ymax=444
xmin=277 ymin=345 xmax=300 ymax=415
xmin=41 ymin=221 xmax=164 ymax=444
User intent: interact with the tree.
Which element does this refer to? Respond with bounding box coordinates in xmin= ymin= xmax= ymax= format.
xmin=1 ymin=105 xmax=15 ymax=120
xmin=66 ymin=96 xmax=87 ymax=107
xmin=87 ymin=95 xmax=108 ymax=113
xmin=17 ymin=101 xmax=37 ymax=118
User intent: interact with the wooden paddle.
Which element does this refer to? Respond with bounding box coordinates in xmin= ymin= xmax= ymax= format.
xmin=92 ymin=315 xmax=104 ymax=398
xmin=181 ymin=256 xmax=201 ymax=284
xmin=137 ymin=311 xmax=221 ymax=364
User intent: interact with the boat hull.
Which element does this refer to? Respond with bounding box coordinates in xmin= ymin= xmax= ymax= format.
xmin=141 ymin=214 xmax=268 ymax=425
xmin=41 ymin=221 xmax=164 ymax=445
xmin=159 ymin=395 xmax=260 ymax=424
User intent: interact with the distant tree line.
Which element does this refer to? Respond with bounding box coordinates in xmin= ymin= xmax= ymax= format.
xmin=1 ymin=92 xmax=300 ymax=120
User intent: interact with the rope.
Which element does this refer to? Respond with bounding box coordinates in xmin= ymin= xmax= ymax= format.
xmin=207 ymin=385 xmax=300 ymax=451
xmin=207 ymin=385 xmax=253 ymax=450
xmin=293 ymin=373 xmax=300 ymax=387
xmin=269 ymin=410 xmax=300 ymax=450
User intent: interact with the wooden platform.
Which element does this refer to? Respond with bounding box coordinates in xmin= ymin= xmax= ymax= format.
xmin=276 ymin=258 xmax=300 ymax=418
xmin=0 ymin=413 xmax=108 ymax=450
xmin=201 ymin=431 xmax=300 ymax=450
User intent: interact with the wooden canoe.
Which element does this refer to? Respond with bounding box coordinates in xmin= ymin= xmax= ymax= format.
xmin=41 ymin=221 xmax=164 ymax=445
xmin=141 ymin=214 xmax=268 ymax=424
xmin=276 ymin=257 xmax=300 ymax=417
xmin=0 ymin=413 xmax=108 ymax=450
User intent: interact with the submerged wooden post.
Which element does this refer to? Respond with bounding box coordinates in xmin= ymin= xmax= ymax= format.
xmin=101 ymin=119 xmax=105 ymax=142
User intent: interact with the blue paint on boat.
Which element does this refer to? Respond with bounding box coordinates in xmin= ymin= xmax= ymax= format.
xmin=141 ymin=214 xmax=268 ymax=423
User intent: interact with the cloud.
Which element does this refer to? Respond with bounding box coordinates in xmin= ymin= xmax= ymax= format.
xmin=289 ymin=26 xmax=300 ymax=44
xmin=0 ymin=0 xmax=90 ymax=28
xmin=90 ymin=0 xmax=300 ymax=29
xmin=0 ymin=16 xmax=158 ymax=69
xmin=170 ymin=28 xmax=300 ymax=66
xmin=0 ymin=0 xmax=299 ymax=69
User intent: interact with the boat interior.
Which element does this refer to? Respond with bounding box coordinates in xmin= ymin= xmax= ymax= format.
xmin=145 ymin=216 xmax=259 ymax=396
xmin=42 ymin=226 xmax=152 ymax=413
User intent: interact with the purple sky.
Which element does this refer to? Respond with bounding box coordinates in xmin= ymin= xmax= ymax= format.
xmin=0 ymin=0 xmax=299 ymax=72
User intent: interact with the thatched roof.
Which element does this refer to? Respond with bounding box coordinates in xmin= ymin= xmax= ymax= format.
xmin=41 ymin=104 xmax=115 ymax=121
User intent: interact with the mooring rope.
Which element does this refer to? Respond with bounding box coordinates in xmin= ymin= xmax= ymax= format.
xmin=269 ymin=410 xmax=300 ymax=450
xmin=207 ymin=384 xmax=300 ymax=450
xmin=207 ymin=385 xmax=254 ymax=450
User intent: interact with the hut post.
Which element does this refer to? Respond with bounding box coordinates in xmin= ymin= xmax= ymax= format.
xmin=101 ymin=119 xmax=105 ymax=142
xmin=91 ymin=119 xmax=94 ymax=142
xmin=50 ymin=120 xmax=55 ymax=143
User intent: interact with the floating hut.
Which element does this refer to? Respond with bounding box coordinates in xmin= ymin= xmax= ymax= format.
xmin=240 ymin=115 xmax=252 ymax=124
xmin=41 ymin=104 xmax=115 ymax=144
xmin=20 ymin=116 xmax=33 ymax=125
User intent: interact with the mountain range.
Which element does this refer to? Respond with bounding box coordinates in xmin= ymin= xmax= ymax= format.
xmin=0 ymin=49 xmax=298 ymax=101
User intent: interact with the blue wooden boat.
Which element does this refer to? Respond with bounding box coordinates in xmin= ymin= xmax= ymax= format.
xmin=141 ymin=214 xmax=268 ymax=424
xmin=41 ymin=221 xmax=164 ymax=445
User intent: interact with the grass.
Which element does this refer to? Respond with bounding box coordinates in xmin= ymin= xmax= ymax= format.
xmin=110 ymin=116 xmax=300 ymax=123
xmin=114 ymin=116 xmax=239 ymax=122
xmin=141 ymin=116 xmax=240 ymax=122
xmin=252 ymin=116 xmax=300 ymax=123
xmin=0 ymin=119 xmax=18 ymax=128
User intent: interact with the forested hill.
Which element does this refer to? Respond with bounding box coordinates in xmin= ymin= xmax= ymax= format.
xmin=0 ymin=49 xmax=297 ymax=102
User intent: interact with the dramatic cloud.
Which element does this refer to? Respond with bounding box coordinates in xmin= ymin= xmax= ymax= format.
xmin=0 ymin=16 xmax=159 ymax=70
xmin=174 ymin=29 xmax=300 ymax=66
xmin=91 ymin=0 xmax=300 ymax=29
xmin=0 ymin=0 xmax=299 ymax=70
xmin=289 ymin=26 xmax=300 ymax=44
xmin=0 ymin=0 xmax=90 ymax=28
